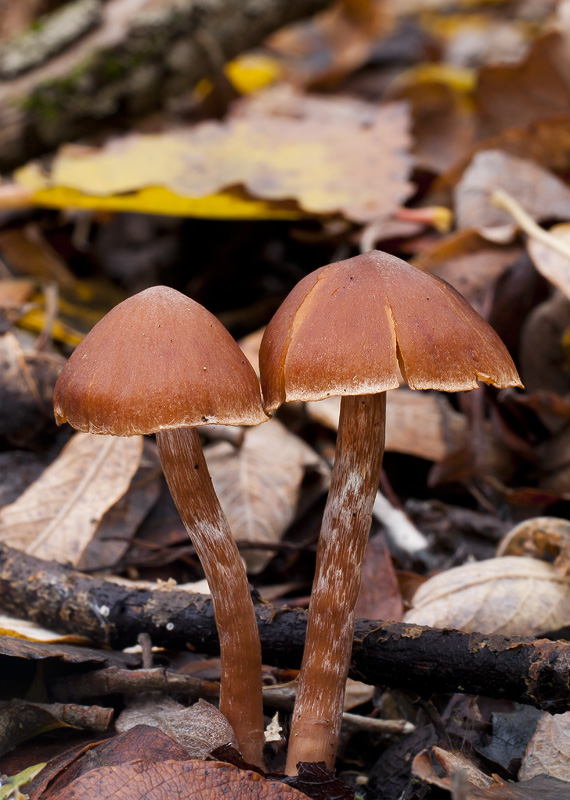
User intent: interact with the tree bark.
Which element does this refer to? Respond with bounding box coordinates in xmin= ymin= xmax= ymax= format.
xmin=0 ymin=0 xmax=336 ymax=171
xmin=0 ymin=542 xmax=568 ymax=714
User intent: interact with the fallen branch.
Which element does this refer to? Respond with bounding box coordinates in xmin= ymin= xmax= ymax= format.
xmin=0 ymin=542 xmax=568 ymax=713
xmin=0 ymin=0 xmax=336 ymax=171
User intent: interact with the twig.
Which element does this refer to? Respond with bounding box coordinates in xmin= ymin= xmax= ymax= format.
xmin=0 ymin=542 xmax=569 ymax=713
xmin=491 ymin=188 xmax=570 ymax=261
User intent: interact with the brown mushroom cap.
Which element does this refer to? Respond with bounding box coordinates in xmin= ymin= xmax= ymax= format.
xmin=54 ymin=286 xmax=267 ymax=435
xmin=260 ymin=250 xmax=522 ymax=412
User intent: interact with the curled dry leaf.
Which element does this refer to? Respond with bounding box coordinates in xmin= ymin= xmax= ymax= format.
xmin=206 ymin=418 xmax=329 ymax=573
xmin=454 ymin=150 xmax=570 ymax=238
xmin=403 ymin=556 xmax=570 ymax=636
xmin=0 ymin=331 xmax=63 ymax=447
xmin=497 ymin=517 xmax=570 ymax=576
xmin=519 ymin=710 xmax=570 ymax=782
xmin=0 ymin=431 xmax=143 ymax=566
xmin=527 ymin=223 xmax=570 ymax=300
xmin=307 ymin=388 xmax=467 ymax=462
xmin=50 ymin=758 xmax=310 ymax=800
xmin=116 ymin=698 xmax=238 ymax=759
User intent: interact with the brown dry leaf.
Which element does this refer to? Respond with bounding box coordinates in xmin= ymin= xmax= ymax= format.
xmin=307 ymin=388 xmax=468 ymax=463
xmin=78 ymin=440 xmax=161 ymax=571
xmin=206 ymin=418 xmax=329 ymax=574
xmin=0 ymin=700 xmax=112 ymax=759
xmin=497 ymin=517 xmax=570 ymax=573
xmin=527 ymin=223 xmax=570 ymax=299
xmin=519 ymin=711 xmax=570 ymax=782
xmin=454 ymin=150 xmax=570 ymax=237
xmin=0 ymin=431 xmax=143 ymax=565
xmin=266 ymin=0 xmax=389 ymax=88
xmin=116 ymin=698 xmax=238 ymax=759
xmin=51 ymin=758 xmax=309 ymax=800
xmin=476 ymin=32 xmax=570 ymax=138
xmin=389 ymin=68 xmax=477 ymax=174
xmin=355 ymin=532 xmax=403 ymax=621
xmin=342 ymin=678 xmax=374 ymax=712
xmin=520 ymin=292 xmax=570 ymax=426
xmin=403 ymin=556 xmax=570 ymax=636
xmin=434 ymin=746 xmax=494 ymax=789
xmin=0 ymin=331 xmax=63 ymax=447
xmin=34 ymin=85 xmax=413 ymax=224
xmin=0 ymin=225 xmax=75 ymax=286
xmin=413 ymin=228 xmax=522 ymax=313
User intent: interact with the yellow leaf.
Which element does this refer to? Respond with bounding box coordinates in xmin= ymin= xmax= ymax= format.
xmin=195 ymin=53 xmax=284 ymax=99
xmin=14 ymin=87 xmax=414 ymax=223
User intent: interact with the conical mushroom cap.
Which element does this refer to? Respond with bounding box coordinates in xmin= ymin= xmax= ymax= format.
xmin=54 ymin=286 xmax=267 ymax=435
xmin=260 ymin=250 xmax=522 ymax=412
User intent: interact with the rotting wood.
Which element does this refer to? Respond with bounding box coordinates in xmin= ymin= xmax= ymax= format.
xmin=0 ymin=0 xmax=337 ymax=172
xmin=0 ymin=542 xmax=568 ymax=713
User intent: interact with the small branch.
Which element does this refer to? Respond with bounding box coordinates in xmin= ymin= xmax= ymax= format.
xmin=0 ymin=543 xmax=569 ymax=714
xmin=491 ymin=188 xmax=570 ymax=261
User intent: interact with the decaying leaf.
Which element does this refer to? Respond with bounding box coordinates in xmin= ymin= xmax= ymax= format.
xmin=206 ymin=418 xmax=329 ymax=573
xmin=0 ymin=614 xmax=91 ymax=644
xmin=476 ymin=31 xmax=570 ymax=136
xmin=49 ymin=758 xmax=310 ymax=800
xmin=307 ymin=388 xmax=468 ymax=463
xmin=519 ymin=711 xmax=570 ymax=782
xmin=527 ymin=223 xmax=570 ymax=300
xmin=116 ymin=698 xmax=238 ymax=759
xmin=454 ymin=150 xmax=570 ymax=238
xmin=0 ymin=700 xmax=113 ymax=758
xmin=413 ymin=228 xmax=522 ymax=312
xmin=77 ymin=440 xmax=161 ymax=572
xmin=16 ymin=86 xmax=414 ymax=223
xmin=0 ymin=331 xmax=63 ymax=447
xmin=403 ymin=556 xmax=570 ymax=636
xmin=0 ymin=431 xmax=143 ymax=565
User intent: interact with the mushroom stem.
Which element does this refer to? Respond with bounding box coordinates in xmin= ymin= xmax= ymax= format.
xmin=285 ymin=392 xmax=386 ymax=775
xmin=156 ymin=427 xmax=266 ymax=770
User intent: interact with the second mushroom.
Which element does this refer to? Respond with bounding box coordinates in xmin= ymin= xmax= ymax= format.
xmin=54 ymin=286 xmax=268 ymax=769
xmin=259 ymin=250 xmax=522 ymax=775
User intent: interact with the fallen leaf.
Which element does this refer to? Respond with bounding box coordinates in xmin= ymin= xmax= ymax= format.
xmin=77 ymin=440 xmax=161 ymax=572
xmin=50 ymin=758 xmax=310 ymax=800
xmin=0 ymin=700 xmax=113 ymax=758
xmin=0 ymin=225 xmax=75 ymax=287
xmin=16 ymin=86 xmax=414 ymax=223
xmin=116 ymin=698 xmax=238 ymax=759
xmin=0 ymin=431 xmax=143 ymax=566
xmin=354 ymin=532 xmax=404 ymax=621
xmin=527 ymin=223 xmax=570 ymax=300
xmin=476 ymin=32 xmax=570 ymax=137
xmin=403 ymin=556 xmax=570 ymax=636
xmin=0 ymin=763 xmax=46 ymax=800
xmin=307 ymin=388 xmax=468 ymax=463
xmin=0 ymin=331 xmax=63 ymax=447
xmin=206 ymin=418 xmax=329 ymax=573
xmin=519 ymin=711 xmax=570 ymax=782
xmin=0 ymin=634 xmax=139 ymax=669
xmin=454 ymin=150 xmax=570 ymax=237
xmin=479 ymin=706 xmax=543 ymax=772
xmin=413 ymin=228 xmax=522 ymax=313
xmin=519 ymin=292 xmax=570 ymax=430
xmin=0 ymin=615 xmax=92 ymax=644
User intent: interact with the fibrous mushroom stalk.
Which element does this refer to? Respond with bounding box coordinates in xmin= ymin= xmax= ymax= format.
xmin=156 ymin=426 xmax=266 ymax=769
xmin=285 ymin=392 xmax=386 ymax=774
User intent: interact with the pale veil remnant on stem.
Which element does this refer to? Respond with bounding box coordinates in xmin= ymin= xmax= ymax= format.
xmin=53 ymin=285 xmax=268 ymax=769
xmin=259 ymin=250 xmax=522 ymax=775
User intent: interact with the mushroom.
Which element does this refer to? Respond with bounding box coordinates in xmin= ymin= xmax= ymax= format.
xmin=259 ymin=250 xmax=522 ymax=774
xmin=54 ymin=285 xmax=268 ymax=768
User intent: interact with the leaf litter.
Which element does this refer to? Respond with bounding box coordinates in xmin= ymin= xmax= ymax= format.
xmin=4 ymin=0 xmax=570 ymax=798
